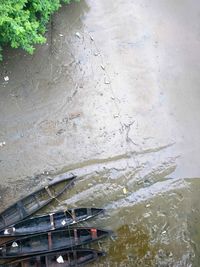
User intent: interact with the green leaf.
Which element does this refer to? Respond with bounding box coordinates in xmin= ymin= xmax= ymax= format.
xmin=0 ymin=0 xmax=78 ymax=60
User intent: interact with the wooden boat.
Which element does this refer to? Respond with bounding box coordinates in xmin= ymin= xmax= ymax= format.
xmin=0 ymin=227 xmax=111 ymax=259
xmin=0 ymin=175 xmax=76 ymax=231
xmin=0 ymin=208 xmax=104 ymax=237
xmin=0 ymin=249 xmax=105 ymax=267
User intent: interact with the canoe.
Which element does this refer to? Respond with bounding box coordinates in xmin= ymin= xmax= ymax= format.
xmin=0 ymin=175 xmax=76 ymax=231
xmin=1 ymin=249 xmax=105 ymax=267
xmin=0 ymin=227 xmax=111 ymax=259
xmin=0 ymin=208 xmax=104 ymax=237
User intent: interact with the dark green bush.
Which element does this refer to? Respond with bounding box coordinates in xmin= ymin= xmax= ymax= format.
xmin=0 ymin=0 xmax=75 ymax=60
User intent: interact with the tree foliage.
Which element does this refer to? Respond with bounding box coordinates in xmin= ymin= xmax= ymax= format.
xmin=0 ymin=0 xmax=74 ymax=60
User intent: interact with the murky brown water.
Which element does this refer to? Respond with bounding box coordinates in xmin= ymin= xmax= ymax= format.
xmin=0 ymin=0 xmax=200 ymax=266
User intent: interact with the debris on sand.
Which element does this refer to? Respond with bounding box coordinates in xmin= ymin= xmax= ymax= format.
xmin=123 ymin=187 xmax=127 ymax=195
xmin=4 ymin=76 xmax=9 ymax=82
xmin=69 ymin=112 xmax=81 ymax=120
xmin=101 ymin=64 xmax=105 ymax=70
xmin=0 ymin=141 xmax=6 ymax=147
xmin=104 ymin=79 xmax=110 ymax=85
xmin=75 ymin=32 xmax=81 ymax=39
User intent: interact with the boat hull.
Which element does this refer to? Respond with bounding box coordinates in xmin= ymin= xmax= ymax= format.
xmin=1 ymin=249 xmax=105 ymax=267
xmin=0 ymin=175 xmax=76 ymax=231
xmin=0 ymin=208 xmax=103 ymax=237
xmin=0 ymin=228 xmax=111 ymax=259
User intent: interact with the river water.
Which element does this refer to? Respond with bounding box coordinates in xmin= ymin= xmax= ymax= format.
xmin=0 ymin=0 xmax=200 ymax=266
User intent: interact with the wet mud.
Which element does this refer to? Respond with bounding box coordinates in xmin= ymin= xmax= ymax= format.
xmin=0 ymin=0 xmax=200 ymax=266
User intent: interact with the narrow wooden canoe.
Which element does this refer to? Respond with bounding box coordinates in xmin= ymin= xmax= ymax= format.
xmin=1 ymin=249 xmax=105 ymax=267
xmin=0 ymin=227 xmax=111 ymax=259
xmin=0 ymin=175 xmax=76 ymax=231
xmin=0 ymin=208 xmax=104 ymax=237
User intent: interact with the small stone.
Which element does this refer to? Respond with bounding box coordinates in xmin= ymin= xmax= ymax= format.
xmin=113 ymin=115 xmax=119 ymax=118
xmin=162 ymin=230 xmax=166 ymax=234
xmin=75 ymin=32 xmax=81 ymax=39
xmin=146 ymin=204 xmax=151 ymax=208
xmin=59 ymin=34 xmax=63 ymax=37
xmin=94 ymin=52 xmax=98 ymax=56
xmin=4 ymin=76 xmax=9 ymax=82
xmin=101 ymin=64 xmax=105 ymax=70
xmin=90 ymin=35 xmax=94 ymax=41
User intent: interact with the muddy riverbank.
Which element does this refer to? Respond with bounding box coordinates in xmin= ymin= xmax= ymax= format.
xmin=0 ymin=0 xmax=200 ymax=266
